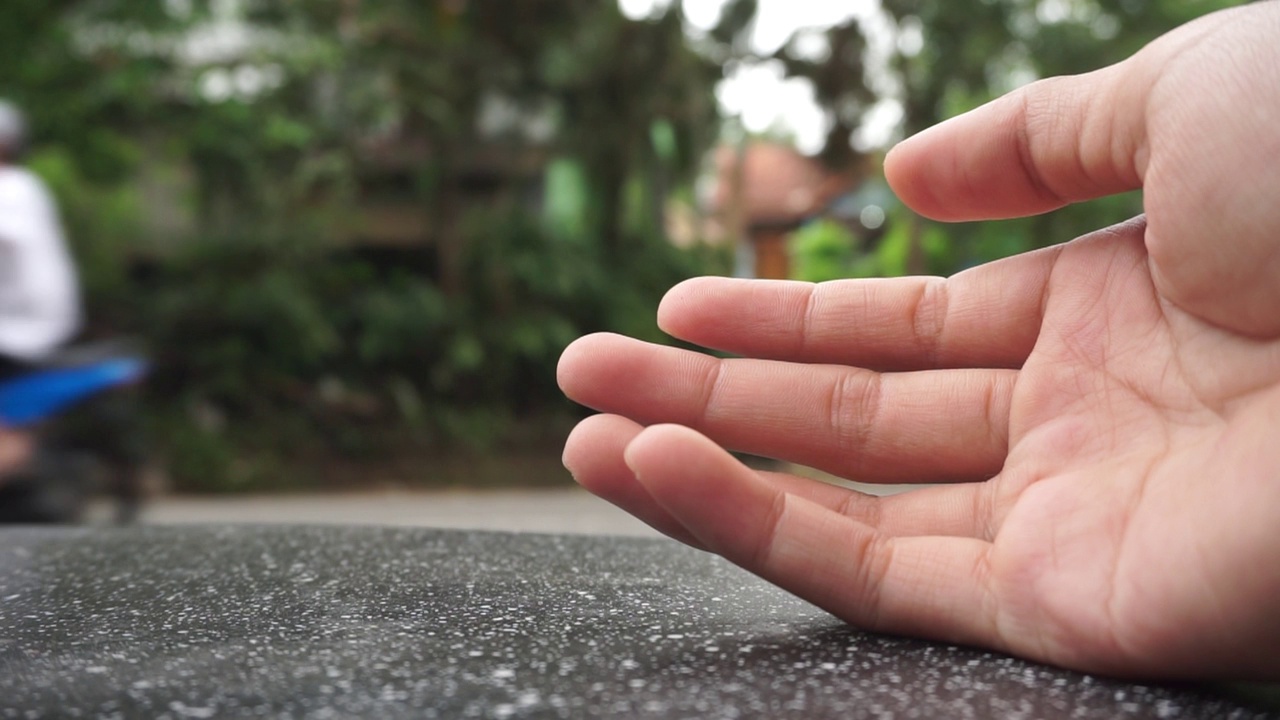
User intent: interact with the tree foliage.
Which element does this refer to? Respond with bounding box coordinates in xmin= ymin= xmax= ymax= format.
xmin=4 ymin=1 xmax=729 ymax=490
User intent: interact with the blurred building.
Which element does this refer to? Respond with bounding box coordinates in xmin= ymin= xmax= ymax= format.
xmin=344 ymin=134 xmax=550 ymax=250
xmin=708 ymin=142 xmax=877 ymax=279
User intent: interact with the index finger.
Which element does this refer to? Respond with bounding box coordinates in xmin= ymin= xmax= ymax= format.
xmin=659 ymin=244 xmax=1061 ymax=371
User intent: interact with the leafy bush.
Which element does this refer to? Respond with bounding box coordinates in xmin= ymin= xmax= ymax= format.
xmin=788 ymin=220 xmax=860 ymax=283
xmin=132 ymin=210 xmax=724 ymax=491
xmin=26 ymin=147 xmax=144 ymax=319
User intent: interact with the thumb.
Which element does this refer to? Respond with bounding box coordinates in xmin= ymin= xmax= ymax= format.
xmin=883 ymin=5 xmax=1280 ymax=337
xmin=883 ymin=59 xmax=1150 ymax=222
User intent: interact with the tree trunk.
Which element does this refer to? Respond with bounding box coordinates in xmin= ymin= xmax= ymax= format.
xmin=433 ymin=154 xmax=464 ymax=297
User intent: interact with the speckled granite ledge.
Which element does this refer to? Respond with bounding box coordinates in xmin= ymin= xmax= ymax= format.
xmin=0 ymin=525 xmax=1275 ymax=719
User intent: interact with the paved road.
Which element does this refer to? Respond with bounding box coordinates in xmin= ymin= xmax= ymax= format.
xmin=138 ymin=487 xmax=664 ymax=538
xmin=134 ymin=479 xmax=916 ymax=538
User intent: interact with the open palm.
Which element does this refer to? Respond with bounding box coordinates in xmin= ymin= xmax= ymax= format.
xmin=559 ymin=3 xmax=1280 ymax=678
xmin=979 ymin=223 xmax=1280 ymax=677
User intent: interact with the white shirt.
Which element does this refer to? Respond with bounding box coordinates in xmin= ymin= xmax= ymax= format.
xmin=0 ymin=167 xmax=81 ymax=361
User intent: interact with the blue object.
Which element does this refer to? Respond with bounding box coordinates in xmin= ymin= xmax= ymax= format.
xmin=0 ymin=358 xmax=147 ymax=427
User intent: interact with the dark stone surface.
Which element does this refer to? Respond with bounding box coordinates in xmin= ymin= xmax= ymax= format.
xmin=0 ymin=525 xmax=1275 ymax=719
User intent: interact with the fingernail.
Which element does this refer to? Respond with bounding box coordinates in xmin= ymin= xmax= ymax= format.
xmin=562 ymin=451 xmax=582 ymax=485
xmin=621 ymin=437 xmax=645 ymax=481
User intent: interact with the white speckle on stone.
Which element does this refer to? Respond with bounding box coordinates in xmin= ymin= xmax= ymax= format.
xmin=168 ymin=702 xmax=216 ymax=719
xmin=0 ymin=525 xmax=1262 ymax=720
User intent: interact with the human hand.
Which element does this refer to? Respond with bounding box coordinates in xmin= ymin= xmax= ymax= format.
xmin=557 ymin=3 xmax=1280 ymax=679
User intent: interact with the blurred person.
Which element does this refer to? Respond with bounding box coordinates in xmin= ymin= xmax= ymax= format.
xmin=560 ymin=2 xmax=1280 ymax=680
xmin=0 ymin=100 xmax=82 ymax=480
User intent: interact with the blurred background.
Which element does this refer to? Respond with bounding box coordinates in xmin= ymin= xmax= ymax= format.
xmin=0 ymin=0 xmax=1244 ymax=518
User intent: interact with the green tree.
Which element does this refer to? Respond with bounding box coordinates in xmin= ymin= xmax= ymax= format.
xmin=88 ymin=2 xmax=727 ymax=488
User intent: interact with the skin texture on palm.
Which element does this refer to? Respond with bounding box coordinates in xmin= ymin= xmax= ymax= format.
xmin=558 ymin=3 xmax=1280 ymax=679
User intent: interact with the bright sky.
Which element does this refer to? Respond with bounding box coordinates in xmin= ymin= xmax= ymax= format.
xmin=618 ymin=0 xmax=902 ymax=154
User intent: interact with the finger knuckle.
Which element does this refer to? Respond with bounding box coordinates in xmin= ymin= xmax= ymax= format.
xmin=909 ymin=278 xmax=949 ymax=366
